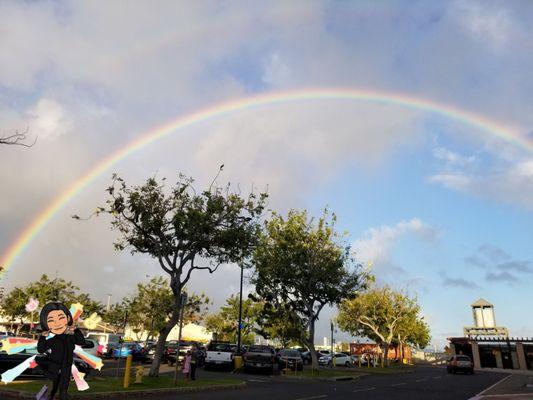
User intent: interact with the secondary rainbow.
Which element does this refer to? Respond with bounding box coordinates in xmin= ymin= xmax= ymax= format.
xmin=1 ymin=88 xmax=531 ymax=277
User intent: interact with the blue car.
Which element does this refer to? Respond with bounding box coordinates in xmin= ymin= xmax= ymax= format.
xmin=112 ymin=343 xmax=150 ymax=362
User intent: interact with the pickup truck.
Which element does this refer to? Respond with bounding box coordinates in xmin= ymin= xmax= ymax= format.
xmin=204 ymin=342 xmax=234 ymax=370
xmin=243 ymin=345 xmax=276 ymax=374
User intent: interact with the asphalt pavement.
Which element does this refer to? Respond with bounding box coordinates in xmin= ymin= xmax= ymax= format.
xmin=136 ymin=365 xmax=508 ymax=400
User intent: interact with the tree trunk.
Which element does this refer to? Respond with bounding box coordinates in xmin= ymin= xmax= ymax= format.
xmin=149 ymin=291 xmax=182 ymax=377
xmin=308 ymin=318 xmax=318 ymax=371
xmin=383 ymin=343 xmax=389 ymax=367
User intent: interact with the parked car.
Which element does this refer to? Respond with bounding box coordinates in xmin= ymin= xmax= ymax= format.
xmin=300 ymin=349 xmax=328 ymax=364
xmin=276 ymin=348 xmax=303 ymax=371
xmin=205 ymin=342 xmax=234 ymax=370
xmin=351 ymin=354 xmax=377 ymax=366
xmin=80 ymin=338 xmax=99 ymax=357
xmin=85 ymin=332 xmax=122 ymax=359
xmin=447 ymin=355 xmax=474 ymax=374
xmin=243 ymin=345 xmax=276 ymax=374
xmin=164 ymin=341 xmax=199 ymax=366
xmin=0 ymin=331 xmax=15 ymax=339
xmin=318 ymin=352 xmax=352 ymax=367
xmin=0 ymin=347 xmax=91 ymax=379
xmin=113 ymin=342 xmax=151 ymax=363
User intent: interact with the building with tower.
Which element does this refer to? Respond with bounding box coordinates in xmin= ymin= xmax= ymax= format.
xmin=448 ymin=299 xmax=532 ymax=371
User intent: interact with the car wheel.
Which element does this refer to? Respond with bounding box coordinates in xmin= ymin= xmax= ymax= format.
xmin=452 ymin=368 xmax=456 ymax=374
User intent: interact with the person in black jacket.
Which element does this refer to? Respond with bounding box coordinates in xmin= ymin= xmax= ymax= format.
xmin=37 ymin=302 xmax=86 ymax=400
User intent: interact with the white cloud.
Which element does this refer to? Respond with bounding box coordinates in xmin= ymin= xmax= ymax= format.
xmin=429 ymin=158 xmax=533 ymax=209
xmin=353 ymin=218 xmax=438 ymax=268
xmin=451 ymin=0 xmax=514 ymax=49
xmin=433 ymin=147 xmax=476 ymax=167
xmin=26 ymin=99 xmax=72 ymax=140
xmin=429 ymin=173 xmax=472 ymax=191
xmin=262 ymin=53 xmax=291 ymax=86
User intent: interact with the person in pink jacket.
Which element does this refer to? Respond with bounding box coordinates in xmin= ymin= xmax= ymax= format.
xmin=182 ymin=351 xmax=192 ymax=380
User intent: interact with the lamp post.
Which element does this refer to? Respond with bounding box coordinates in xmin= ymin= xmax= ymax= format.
xmin=174 ymin=292 xmax=188 ymax=385
xmin=237 ymin=263 xmax=244 ymax=355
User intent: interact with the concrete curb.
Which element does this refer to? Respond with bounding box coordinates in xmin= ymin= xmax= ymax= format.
xmin=0 ymin=381 xmax=246 ymax=399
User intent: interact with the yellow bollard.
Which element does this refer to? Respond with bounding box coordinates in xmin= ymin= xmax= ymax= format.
xmin=135 ymin=365 xmax=144 ymax=384
xmin=123 ymin=355 xmax=132 ymax=388
xmin=234 ymin=355 xmax=244 ymax=370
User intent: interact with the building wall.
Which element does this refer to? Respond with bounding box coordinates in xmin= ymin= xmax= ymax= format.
xmin=349 ymin=343 xmax=412 ymax=359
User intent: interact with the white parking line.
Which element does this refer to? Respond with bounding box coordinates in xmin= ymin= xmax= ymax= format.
xmin=294 ymin=396 xmax=327 ymax=400
xmin=248 ymin=379 xmax=268 ymax=383
xmin=353 ymin=387 xmax=376 ymax=393
xmin=468 ymin=374 xmax=512 ymax=399
xmin=391 ymin=382 xmax=406 ymax=386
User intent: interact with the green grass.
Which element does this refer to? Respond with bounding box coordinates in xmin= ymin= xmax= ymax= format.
xmin=1 ymin=376 xmax=243 ymax=395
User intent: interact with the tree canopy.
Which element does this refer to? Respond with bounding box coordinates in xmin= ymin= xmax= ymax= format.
xmin=252 ymin=209 xmax=369 ymax=369
xmin=204 ymin=294 xmax=262 ymax=345
xmin=337 ymin=286 xmax=430 ymax=363
xmin=95 ymin=172 xmax=267 ymax=376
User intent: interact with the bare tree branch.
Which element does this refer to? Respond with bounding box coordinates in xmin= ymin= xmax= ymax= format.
xmin=0 ymin=128 xmax=36 ymax=147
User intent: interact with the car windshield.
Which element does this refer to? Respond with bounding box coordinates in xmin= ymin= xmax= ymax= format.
xmin=248 ymin=346 xmax=272 ymax=353
xmin=207 ymin=343 xmax=232 ymax=352
xmin=279 ymin=349 xmax=300 ymax=357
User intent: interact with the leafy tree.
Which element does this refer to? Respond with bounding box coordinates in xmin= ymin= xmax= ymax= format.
xmin=0 ymin=287 xmax=28 ymax=334
xmin=252 ymin=209 xmax=369 ymax=370
xmin=0 ymin=275 xmax=103 ymax=334
xmin=337 ymin=286 xmax=428 ymax=364
xmin=127 ymin=277 xmax=209 ymax=342
xmin=95 ymin=172 xmax=266 ymax=376
xmin=394 ymin=305 xmax=430 ymax=359
xmin=254 ymin=304 xmax=303 ymax=348
xmin=25 ymin=274 xmax=79 ymax=305
xmin=204 ymin=294 xmax=262 ymax=345
xmin=102 ymin=302 xmax=129 ymax=331
xmin=72 ymin=292 xmax=105 ymax=316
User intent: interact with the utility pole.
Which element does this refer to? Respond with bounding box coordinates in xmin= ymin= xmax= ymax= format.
xmin=104 ymin=294 xmax=112 ymax=333
xmin=174 ymin=292 xmax=188 ymax=385
xmin=237 ymin=263 xmax=244 ymax=355
xmin=330 ymin=320 xmax=334 ymax=355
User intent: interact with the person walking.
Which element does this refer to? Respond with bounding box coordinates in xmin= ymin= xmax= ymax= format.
xmin=190 ymin=348 xmax=200 ymax=380
xmin=182 ymin=351 xmax=192 ymax=380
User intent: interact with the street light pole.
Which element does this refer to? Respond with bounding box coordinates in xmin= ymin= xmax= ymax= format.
xmin=174 ymin=292 xmax=188 ymax=385
xmin=237 ymin=263 xmax=244 ymax=355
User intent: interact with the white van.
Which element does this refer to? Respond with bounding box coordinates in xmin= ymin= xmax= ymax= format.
xmin=86 ymin=332 xmax=122 ymax=358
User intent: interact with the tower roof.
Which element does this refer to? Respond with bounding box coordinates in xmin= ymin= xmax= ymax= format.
xmin=471 ymin=298 xmax=493 ymax=307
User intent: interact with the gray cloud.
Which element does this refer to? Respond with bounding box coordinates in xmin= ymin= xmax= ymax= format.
xmin=485 ymin=271 xmax=518 ymax=285
xmin=479 ymin=244 xmax=510 ymax=263
xmin=442 ymin=275 xmax=481 ymax=289
xmin=463 ymin=244 xmax=531 ymax=286
xmin=497 ymin=261 xmax=533 ymax=274
xmin=464 ymin=255 xmax=487 ymax=269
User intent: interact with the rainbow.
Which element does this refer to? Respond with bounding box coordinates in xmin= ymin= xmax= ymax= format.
xmin=1 ymin=88 xmax=531 ymax=277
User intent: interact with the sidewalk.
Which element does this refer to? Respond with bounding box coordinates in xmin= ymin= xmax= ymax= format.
xmin=470 ymin=374 xmax=533 ymax=399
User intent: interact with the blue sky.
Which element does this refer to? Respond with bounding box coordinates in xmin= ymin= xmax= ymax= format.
xmin=1 ymin=1 xmax=532 ymax=348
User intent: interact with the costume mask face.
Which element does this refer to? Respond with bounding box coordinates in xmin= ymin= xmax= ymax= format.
xmin=46 ymin=310 xmax=69 ymax=334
